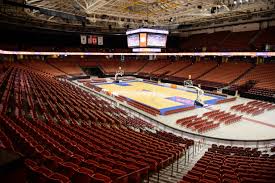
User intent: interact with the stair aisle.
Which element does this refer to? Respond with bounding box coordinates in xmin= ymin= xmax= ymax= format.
xmin=144 ymin=143 xmax=209 ymax=183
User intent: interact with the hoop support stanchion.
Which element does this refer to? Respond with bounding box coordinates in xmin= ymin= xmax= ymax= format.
xmin=115 ymin=70 xmax=124 ymax=81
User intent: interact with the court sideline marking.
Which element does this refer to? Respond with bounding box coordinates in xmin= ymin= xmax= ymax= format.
xmin=242 ymin=117 xmax=275 ymax=128
xmin=205 ymin=106 xmax=275 ymax=128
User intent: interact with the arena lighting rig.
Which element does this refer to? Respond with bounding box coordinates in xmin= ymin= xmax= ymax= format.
xmin=0 ymin=50 xmax=275 ymax=57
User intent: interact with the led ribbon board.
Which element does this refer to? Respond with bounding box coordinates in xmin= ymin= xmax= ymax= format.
xmin=0 ymin=50 xmax=275 ymax=57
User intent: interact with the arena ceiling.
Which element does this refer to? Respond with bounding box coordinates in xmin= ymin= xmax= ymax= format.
xmin=22 ymin=0 xmax=275 ymax=30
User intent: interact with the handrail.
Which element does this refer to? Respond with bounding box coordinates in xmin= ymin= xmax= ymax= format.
xmin=114 ymin=166 xmax=150 ymax=182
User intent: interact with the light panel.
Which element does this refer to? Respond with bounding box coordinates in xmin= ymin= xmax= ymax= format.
xmin=126 ymin=28 xmax=169 ymax=35
xmin=132 ymin=48 xmax=162 ymax=52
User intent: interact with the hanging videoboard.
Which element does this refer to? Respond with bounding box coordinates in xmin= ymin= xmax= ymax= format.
xmin=126 ymin=28 xmax=169 ymax=52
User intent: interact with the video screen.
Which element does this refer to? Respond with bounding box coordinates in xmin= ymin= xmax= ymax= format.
xmin=139 ymin=33 xmax=147 ymax=47
xmin=127 ymin=34 xmax=139 ymax=48
xmin=147 ymin=33 xmax=167 ymax=48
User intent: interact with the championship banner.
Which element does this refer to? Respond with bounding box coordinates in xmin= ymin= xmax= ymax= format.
xmin=92 ymin=36 xmax=97 ymax=45
xmin=80 ymin=35 xmax=87 ymax=44
xmin=88 ymin=35 xmax=93 ymax=44
xmin=98 ymin=36 xmax=103 ymax=45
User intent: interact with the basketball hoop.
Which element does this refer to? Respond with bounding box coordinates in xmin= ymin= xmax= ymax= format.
xmin=184 ymin=80 xmax=193 ymax=86
xmin=183 ymin=80 xmax=204 ymax=107
xmin=115 ymin=69 xmax=124 ymax=81
xmin=117 ymin=70 xmax=124 ymax=76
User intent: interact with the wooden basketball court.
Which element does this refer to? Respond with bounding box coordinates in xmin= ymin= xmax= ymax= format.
xmin=97 ymin=81 xmax=225 ymax=114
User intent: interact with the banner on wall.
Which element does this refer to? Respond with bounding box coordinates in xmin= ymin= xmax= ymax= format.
xmin=92 ymin=36 xmax=97 ymax=45
xmin=80 ymin=35 xmax=87 ymax=44
xmin=84 ymin=35 xmax=104 ymax=45
xmin=98 ymin=36 xmax=103 ymax=45
xmin=88 ymin=35 xmax=93 ymax=44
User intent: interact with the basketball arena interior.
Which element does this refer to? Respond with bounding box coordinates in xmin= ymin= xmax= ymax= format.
xmin=0 ymin=0 xmax=275 ymax=183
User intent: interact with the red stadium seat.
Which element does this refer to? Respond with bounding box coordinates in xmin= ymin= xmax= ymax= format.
xmin=91 ymin=173 xmax=112 ymax=183
xmin=58 ymin=162 xmax=79 ymax=178
xmin=47 ymin=173 xmax=70 ymax=183
xmin=72 ymin=167 xmax=94 ymax=183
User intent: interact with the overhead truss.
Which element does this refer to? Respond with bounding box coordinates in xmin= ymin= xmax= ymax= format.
xmin=21 ymin=0 xmax=275 ymax=29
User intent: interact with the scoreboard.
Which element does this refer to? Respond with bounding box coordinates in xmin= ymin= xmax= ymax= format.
xmin=126 ymin=28 xmax=169 ymax=52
